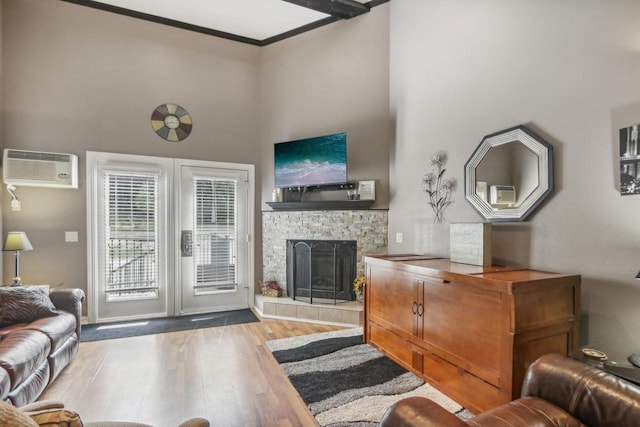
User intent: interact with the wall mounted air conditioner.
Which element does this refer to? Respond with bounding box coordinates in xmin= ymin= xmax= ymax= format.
xmin=490 ymin=185 xmax=516 ymax=207
xmin=2 ymin=149 xmax=78 ymax=189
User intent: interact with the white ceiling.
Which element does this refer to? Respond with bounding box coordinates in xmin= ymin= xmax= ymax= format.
xmin=85 ymin=0 xmax=372 ymax=44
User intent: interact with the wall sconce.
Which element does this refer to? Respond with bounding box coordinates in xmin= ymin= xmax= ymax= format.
xmin=6 ymin=184 xmax=20 ymax=211
xmin=3 ymin=232 xmax=33 ymax=285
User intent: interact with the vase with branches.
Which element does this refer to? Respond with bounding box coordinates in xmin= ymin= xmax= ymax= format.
xmin=421 ymin=151 xmax=455 ymax=224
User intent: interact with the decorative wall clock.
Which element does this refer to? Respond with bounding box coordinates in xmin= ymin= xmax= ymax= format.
xmin=150 ymin=103 xmax=192 ymax=142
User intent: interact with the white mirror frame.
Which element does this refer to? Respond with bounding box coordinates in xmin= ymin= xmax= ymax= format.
xmin=465 ymin=125 xmax=554 ymax=222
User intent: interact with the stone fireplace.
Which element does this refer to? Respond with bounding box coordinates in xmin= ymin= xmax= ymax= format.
xmin=262 ymin=209 xmax=388 ymax=299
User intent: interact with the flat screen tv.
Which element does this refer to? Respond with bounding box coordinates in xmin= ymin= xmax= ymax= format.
xmin=274 ymin=132 xmax=347 ymax=188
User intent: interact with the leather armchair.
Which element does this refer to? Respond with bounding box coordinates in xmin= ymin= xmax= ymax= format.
xmin=380 ymin=353 xmax=640 ymax=427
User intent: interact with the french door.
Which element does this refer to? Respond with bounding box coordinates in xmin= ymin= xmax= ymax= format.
xmin=86 ymin=152 xmax=254 ymax=323
xmin=176 ymin=162 xmax=251 ymax=314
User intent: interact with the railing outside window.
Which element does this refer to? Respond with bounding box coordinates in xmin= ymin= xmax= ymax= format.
xmin=107 ymin=237 xmax=157 ymax=300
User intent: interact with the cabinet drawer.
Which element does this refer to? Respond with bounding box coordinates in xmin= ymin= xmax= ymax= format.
xmin=369 ymin=322 xmax=424 ymax=374
xmin=368 ymin=321 xmax=509 ymax=414
xmin=422 ymin=349 xmax=509 ymax=414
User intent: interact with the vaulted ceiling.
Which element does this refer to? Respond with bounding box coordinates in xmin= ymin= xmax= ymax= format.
xmin=60 ymin=0 xmax=388 ymax=46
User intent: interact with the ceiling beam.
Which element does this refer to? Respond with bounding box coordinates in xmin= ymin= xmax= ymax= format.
xmin=282 ymin=0 xmax=370 ymax=19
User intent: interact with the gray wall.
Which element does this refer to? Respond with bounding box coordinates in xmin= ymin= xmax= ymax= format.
xmin=388 ymin=0 xmax=640 ymax=345
xmin=256 ymin=5 xmax=390 ymax=292
xmin=1 ymin=0 xmax=261 ymax=292
xmin=0 ymin=1 xmax=390 ymax=309
xmin=0 ymin=2 xmax=3 ymax=282
xmin=258 ymin=5 xmax=390 ymax=209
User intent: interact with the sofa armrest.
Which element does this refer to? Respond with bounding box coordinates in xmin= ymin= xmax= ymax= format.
xmin=178 ymin=418 xmax=210 ymax=427
xmin=522 ymin=353 xmax=640 ymax=427
xmin=19 ymin=401 xmax=65 ymax=412
xmin=380 ymin=397 xmax=468 ymax=427
xmin=49 ymin=288 xmax=85 ymax=337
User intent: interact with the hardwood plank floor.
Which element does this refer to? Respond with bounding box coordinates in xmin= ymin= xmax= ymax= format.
xmin=39 ymin=314 xmax=348 ymax=427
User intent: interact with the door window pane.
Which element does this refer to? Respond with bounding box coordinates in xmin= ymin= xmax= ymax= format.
xmin=193 ymin=177 xmax=238 ymax=294
xmin=104 ymin=172 xmax=159 ymax=301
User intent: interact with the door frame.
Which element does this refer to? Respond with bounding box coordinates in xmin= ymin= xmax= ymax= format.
xmin=173 ymin=158 xmax=255 ymax=315
xmin=86 ymin=152 xmax=255 ymax=324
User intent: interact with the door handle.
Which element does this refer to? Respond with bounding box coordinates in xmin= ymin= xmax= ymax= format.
xmin=181 ymin=230 xmax=193 ymax=257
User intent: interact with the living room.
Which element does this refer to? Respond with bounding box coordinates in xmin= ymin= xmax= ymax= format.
xmin=1 ymin=0 xmax=640 ymax=425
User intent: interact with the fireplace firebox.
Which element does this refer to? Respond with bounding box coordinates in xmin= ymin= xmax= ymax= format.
xmin=286 ymin=239 xmax=357 ymax=304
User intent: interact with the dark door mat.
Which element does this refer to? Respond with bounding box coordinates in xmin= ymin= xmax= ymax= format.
xmin=81 ymin=309 xmax=259 ymax=342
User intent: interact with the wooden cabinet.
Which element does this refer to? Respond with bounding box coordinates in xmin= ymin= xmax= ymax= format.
xmin=364 ymin=255 xmax=581 ymax=414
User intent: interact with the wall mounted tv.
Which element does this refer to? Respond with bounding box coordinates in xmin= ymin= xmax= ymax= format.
xmin=274 ymin=132 xmax=347 ymax=188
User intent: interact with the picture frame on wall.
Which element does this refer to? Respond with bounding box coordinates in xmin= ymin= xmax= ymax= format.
xmin=619 ymin=124 xmax=640 ymax=195
xmin=358 ymin=180 xmax=376 ymax=200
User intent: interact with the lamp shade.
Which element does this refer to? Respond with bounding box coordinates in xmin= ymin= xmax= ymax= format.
xmin=3 ymin=232 xmax=33 ymax=252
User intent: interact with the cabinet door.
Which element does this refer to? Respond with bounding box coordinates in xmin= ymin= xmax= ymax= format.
xmin=422 ymin=279 xmax=505 ymax=387
xmin=367 ymin=265 xmax=419 ymax=340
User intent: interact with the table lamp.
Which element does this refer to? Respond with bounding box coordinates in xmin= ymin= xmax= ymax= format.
xmin=3 ymin=232 xmax=33 ymax=285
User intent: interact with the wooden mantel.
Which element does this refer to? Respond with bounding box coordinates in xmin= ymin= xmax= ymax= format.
xmin=266 ymin=200 xmax=375 ymax=211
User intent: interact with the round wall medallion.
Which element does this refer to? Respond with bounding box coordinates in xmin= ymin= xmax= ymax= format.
xmin=150 ymin=103 xmax=193 ymax=142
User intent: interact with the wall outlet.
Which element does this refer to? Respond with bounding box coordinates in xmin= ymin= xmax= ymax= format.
xmin=395 ymin=232 xmax=403 ymax=243
xmin=65 ymin=231 xmax=79 ymax=243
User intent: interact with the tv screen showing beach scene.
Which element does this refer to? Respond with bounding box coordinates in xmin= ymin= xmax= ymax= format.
xmin=274 ymin=132 xmax=347 ymax=188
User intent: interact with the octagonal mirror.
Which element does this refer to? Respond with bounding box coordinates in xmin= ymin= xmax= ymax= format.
xmin=464 ymin=125 xmax=554 ymax=222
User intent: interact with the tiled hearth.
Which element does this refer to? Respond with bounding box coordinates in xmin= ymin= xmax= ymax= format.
xmin=254 ymin=294 xmax=363 ymax=326
xmin=259 ymin=208 xmax=388 ymax=325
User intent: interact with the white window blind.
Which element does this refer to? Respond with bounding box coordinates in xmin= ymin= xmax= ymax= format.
xmin=193 ymin=177 xmax=238 ymax=293
xmin=104 ymin=171 xmax=160 ymax=301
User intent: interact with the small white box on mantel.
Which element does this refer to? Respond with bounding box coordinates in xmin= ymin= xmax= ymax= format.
xmin=449 ymin=223 xmax=492 ymax=266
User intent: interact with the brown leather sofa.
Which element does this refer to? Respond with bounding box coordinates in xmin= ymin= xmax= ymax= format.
xmin=0 ymin=288 xmax=84 ymax=406
xmin=380 ymin=353 xmax=640 ymax=427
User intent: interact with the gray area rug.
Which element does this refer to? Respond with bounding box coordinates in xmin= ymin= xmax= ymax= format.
xmin=267 ymin=328 xmax=474 ymax=426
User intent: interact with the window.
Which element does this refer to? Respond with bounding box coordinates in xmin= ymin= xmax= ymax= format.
xmin=103 ymin=171 xmax=160 ymax=301
xmin=195 ymin=179 xmax=236 ymax=225
xmin=193 ymin=177 xmax=238 ymax=293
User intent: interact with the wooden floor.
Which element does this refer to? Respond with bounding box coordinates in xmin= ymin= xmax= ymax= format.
xmin=40 ymin=313 xmax=347 ymax=427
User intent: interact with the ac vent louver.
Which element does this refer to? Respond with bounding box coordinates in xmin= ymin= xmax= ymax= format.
xmin=7 ymin=150 xmax=73 ymax=163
